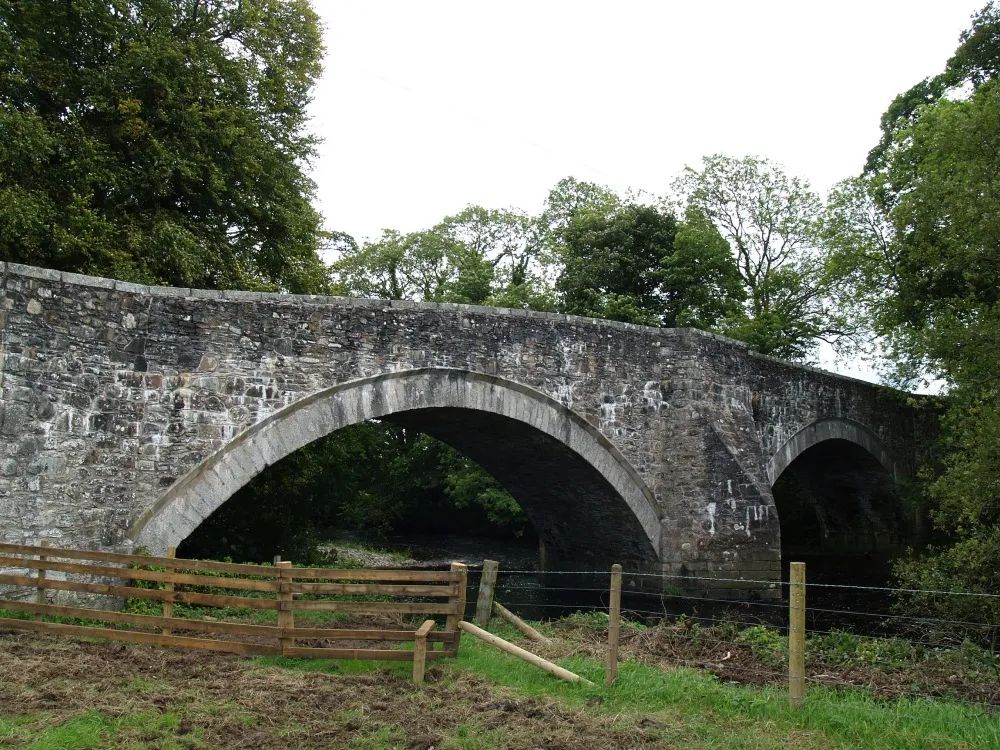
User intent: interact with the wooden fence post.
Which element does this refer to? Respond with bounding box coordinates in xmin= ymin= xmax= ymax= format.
xmin=277 ymin=560 xmax=294 ymax=654
xmin=606 ymin=563 xmax=622 ymax=686
xmin=474 ymin=559 xmax=499 ymax=627
xmin=445 ymin=562 xmax=468 ymax=657
xmin=34 ymin=540 xmax=49 ymax=621
xmin=162 ymin=546 xmax=176 ymax=635
xmin=789 ymin=561 xmax=806 ymax=708
xmin=412 ymin=619 xmax=435 ymax=685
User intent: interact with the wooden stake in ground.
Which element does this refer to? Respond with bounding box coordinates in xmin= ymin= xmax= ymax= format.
xmin=458 ymin=620 xmax=594 ymax=686
xmin=474 ymin=559 xmax=499 ymax=627
xmin=412 ymin=618 xmax=436 ymax=684
xmin=162 ymin=546 xmax=176 ymax=636
xmin=277 ymin=561 xmax=294 ymax=654
xmin=493 ymin=601 xmax=550 ymax=644
xmin=35 ymin=540 xmax=49 ymax=622
xmin=789 ymin=561 xmax=806 ymax=708
xmin=606 ymin=563 xmax=622 ymax=686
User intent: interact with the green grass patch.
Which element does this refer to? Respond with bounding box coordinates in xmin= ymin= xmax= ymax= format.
xmin=0 ymin=710 xmax=186 ymax=750
xmin=449 ymin=624 xmax=1000 ymax=749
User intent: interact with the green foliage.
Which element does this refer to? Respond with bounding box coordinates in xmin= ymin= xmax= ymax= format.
xmin=181 ymin=421 xmax=529 ymax=562
xmin=556 ymin=203 xmax=677 ymax=326
xmin=824 ymin=9 xmax=1000 ymax=626
xmin=675 ymin=154 xmax=846 ymax=360
xmin=555 ymin=202 xmax=744 ymax=328
xmin=893 ymin=527 xmax=1000 ymax=642
xmin=0 ymin=0 xmax=328 ymax=293
xmin=866 ymin=2 xmax=1000 ymax=173
xmin=735 ymin=625 xmax=787 ymax=668
xmin=808 ymin=630 xmax=918 ymax=670
xmin=332 ymin=205 xmax=556 ymax=310
xmin=667 ymin=210 xmax=746 ymax=329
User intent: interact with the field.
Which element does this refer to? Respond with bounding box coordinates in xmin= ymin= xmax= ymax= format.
xmin=0 ymin=614 xmax=996 ymax=750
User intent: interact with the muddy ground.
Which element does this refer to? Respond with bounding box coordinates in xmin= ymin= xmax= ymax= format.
xmin=0 ymin=628 xmax=676 ymax=750
xmin=1 ymin=614 xmax=995 ymax=749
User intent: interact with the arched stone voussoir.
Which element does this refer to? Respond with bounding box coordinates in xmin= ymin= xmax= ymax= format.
xmin=130 ymin=368 xmax=662 ymax=559
xmin=767 ymin=417 xmax=899 ymax=486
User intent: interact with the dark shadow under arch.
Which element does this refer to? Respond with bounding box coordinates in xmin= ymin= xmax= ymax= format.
xmin=769 ymin=419 xmax=913 ymax=573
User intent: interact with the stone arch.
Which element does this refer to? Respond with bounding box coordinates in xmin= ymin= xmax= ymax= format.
xmin=130 ymin=368 xmax=661 ymax=563
xmin=767 ymin=418 xmax=898 ymax=487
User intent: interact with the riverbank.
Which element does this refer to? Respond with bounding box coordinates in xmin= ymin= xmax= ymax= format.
xmin=319 ymin=531 xmax=540 ymax=570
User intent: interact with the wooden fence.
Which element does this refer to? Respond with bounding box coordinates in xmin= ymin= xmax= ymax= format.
xmin=0 ymin=542 xmax=468 ymax=683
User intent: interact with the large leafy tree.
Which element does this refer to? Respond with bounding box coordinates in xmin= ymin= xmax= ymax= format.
xmin=555 ymin=202 xmax=743 ymax=328
xmin=0 ymin=0 xmax=328 ymax=292
xmin=674 ymin=155 xmax=845 ymax=360
xmin=824 ymin=8 xmax=1000 ymax=624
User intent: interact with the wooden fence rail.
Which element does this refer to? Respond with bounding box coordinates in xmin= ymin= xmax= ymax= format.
xmin=0 ymin=543 xmax=468 ymax=684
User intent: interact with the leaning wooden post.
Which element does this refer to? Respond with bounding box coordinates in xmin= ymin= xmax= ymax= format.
xmin=277 ymin=561 xmax=294 ymax=654
xmin=789 ymin=562 xmax=806 ymax=708
xmin=493 ymin=601 xmax=550 ymax=644
xmin=445 ymin=562 xmax=468 ymax=657
xmin=474 ymin=559 xmax=499 ymax=627
xmin=459 ymin=621 xmax=594 ymax=685
xmin=606 ymin=563 xmax=622 ymax=686
xmin=162 ymin=546 xmax=176 ymax=635
xmin=34 ymin=540 xmax=49 ymax=621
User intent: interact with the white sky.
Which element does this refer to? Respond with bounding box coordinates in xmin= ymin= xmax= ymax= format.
xmin=304 ymin=1 xmax=983 ymax=384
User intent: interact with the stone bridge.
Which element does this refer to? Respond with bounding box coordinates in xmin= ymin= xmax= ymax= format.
xmin=0 ymin=264 xmax=931 ymax=593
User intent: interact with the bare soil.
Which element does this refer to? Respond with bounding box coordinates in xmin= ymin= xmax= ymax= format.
xmin=0 ymin=628 xmax=666 ymax=750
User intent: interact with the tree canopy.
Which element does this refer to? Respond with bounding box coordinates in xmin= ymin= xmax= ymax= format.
xmin=674 ymin=155 xmax=845 ymax=360
xmin=0 ymin=0 xmax=328 ymax=292
xmin=821 ymin=5 xmax=1000 ymax=621
xmin=555 ymin=202 xmax=743 ymax=328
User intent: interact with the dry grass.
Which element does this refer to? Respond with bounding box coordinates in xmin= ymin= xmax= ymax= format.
xmin=543 ymin=615 xmax=1000 ymax=706
xmin=0 ymin=628 xmax=670 ymax=749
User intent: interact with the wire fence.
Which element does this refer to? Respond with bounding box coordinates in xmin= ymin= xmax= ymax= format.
xmin=1 ymin=548 xmax=996 ymax=735
xmin=458 ymin=561 xmax=1000 ymax=731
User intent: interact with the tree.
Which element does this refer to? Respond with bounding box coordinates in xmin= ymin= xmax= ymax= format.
xmin=438 ymin=206 xmax=556 ymax=310
xmin=332 ymin=227 xmax=494 ymax=304
xmin=674 ymin=154 xmax=845 ymax=360
xmin=539 ymin=176 xmax=621 ymax=241
xmin=866 ymin=3 xmax=1000 ymax=174
xmin=0 ymin=0 xmax=328 ymax=293
xmin=665 ymin=209 xmax=747 ymax=330
xmin=827 ymin=36 xmax=1000 ymax=621
xmin=555 ymin=202 xmax=743 ymax=328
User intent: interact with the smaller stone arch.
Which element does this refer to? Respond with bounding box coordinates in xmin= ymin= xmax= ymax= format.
xmin=767 ymin=418 xmax=898 ymax=487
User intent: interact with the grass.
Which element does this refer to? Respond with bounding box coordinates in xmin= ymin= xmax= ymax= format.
xmin=457 ymin=624 xmax=998 ymax=749
xmin=256 ymin=621 xmax=999 ymax=749
xmin=2 ymin=614 xmax=998 ymax=748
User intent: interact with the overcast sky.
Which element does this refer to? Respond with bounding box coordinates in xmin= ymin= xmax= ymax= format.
xmin=304 ymin=1 xmax=984 ymax=383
